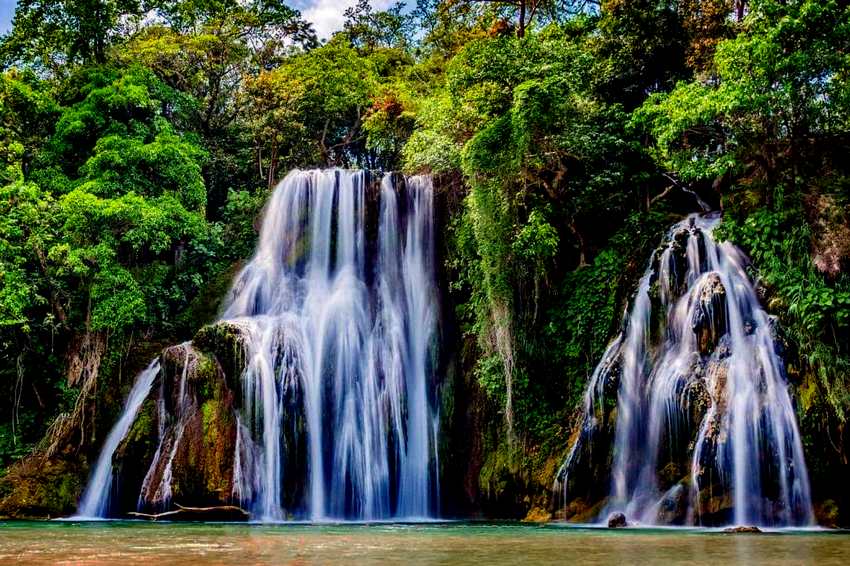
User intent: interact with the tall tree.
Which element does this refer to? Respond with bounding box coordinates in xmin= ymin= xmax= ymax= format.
xmin=343 ymin=0 xmax=414 ymax=50
xmin=1 ymin=0 xmax=151 ymax=72
xmin=596 ymin=0 xmax=688 ymax=108
xmin=461 ymin=0 xmax=570 ymax=37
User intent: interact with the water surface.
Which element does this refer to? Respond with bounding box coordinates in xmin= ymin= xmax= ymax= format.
xmin=1 ymin=521 xmax=848 ymax=565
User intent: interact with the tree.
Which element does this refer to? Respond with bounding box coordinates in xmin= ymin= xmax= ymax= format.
xmin=595 ymin=0 xmax=689 ymax=108
xmin=244 ymin=39 xmax=377 ymax=185
xmin=0 ymin=70 xmax=59 ymax=182
xmin=1 ymin=0 xmax=151 ymax=71
xmin=460 ymin=1 xmax=568 ymax=37
xmin=343 ymin=0 xmax=414 ymax=50
xmin=117 ymin=2 xmax=318 ymax=215
xmin=634 ymin=0 xmax=850 ymax=194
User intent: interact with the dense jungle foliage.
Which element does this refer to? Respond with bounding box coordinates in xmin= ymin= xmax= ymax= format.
xmin=0 ymin=0 xmax=849 ymax=521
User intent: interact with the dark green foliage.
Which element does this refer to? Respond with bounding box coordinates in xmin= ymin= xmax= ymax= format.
xmin=0 ymin=66 xmax=222 ymax=472
xmin=413 ymin=25 xmax=659 ymax=447
xmin=1 ymin=0 xmax=149 ymax=70
xmin=635 ymin=0 xmax=850 ymax=418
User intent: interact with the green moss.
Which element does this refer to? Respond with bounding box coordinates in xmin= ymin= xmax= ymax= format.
xmin=199 ymin=399 xmax=235 ymax=497
xmin=192 ymin=353 xmax=220 ymax=400
xmin=193 ymin=322 xmax=247 ymax=393
xmin=0 ymin=455 xmax=85 ymax=518
xmin=126 ymin=400 xmax=155 ymax=445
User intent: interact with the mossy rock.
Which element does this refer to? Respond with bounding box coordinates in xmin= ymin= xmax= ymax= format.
xmin=168 ymin=396 xmax=237 ymax=507
xmin=814 ymin=499 xmax=840 ymax=528
xmin=0 ymin=454 xmax=86 ymax=519
xmin=564 ymin=496 xmax=608 ymax=523
xmin=194 ymin=321 xmax=249 ymax=393
xmin=523 ymin=505 xmax=552 ymax=522
xmin=160 ymin=344 xmax=229 ymax=406
xmin=200 ymin=398 xmax=237 ymax=497
xmin=190 ymin=354 xmax=224 ymax=401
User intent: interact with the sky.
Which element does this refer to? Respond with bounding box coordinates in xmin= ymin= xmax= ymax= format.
xmin=0 ymin=1 xmax=408 ymax=40
xmin=292 ymin=1 xmax=408 ymax=40
xmin=0 ymin=0 xmax=14 ymax=34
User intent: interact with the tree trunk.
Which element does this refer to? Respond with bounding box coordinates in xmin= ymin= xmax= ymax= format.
xmin=128 ymin=504 xmax=250 ymax=522
xmin=569 ymin=218 xmax=588 ymax=267
xmin=518 ymin=0 xmax=526 ymax=38
xmin=267 ymin=145 xmax=279 ymax=190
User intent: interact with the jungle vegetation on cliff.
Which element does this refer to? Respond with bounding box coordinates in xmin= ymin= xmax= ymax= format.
xmin=0 ymin=0 xmax=849 ymax=524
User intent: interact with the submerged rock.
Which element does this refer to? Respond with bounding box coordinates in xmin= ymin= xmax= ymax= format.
xmin=723 ymin=525 xmax=762 ymax=533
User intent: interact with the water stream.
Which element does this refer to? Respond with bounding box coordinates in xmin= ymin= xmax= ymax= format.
xmin=76 ymin=360 xmax=161 ymax=518
xmin=557 ymin=213 xmax=813 ymax=526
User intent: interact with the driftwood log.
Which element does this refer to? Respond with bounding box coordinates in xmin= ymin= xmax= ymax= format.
xmin=128 ymin=503 xmax=250 ymax=522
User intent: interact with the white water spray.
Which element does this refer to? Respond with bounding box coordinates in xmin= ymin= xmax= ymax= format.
xmin=76 ymin=360 xmax=160 ymax=518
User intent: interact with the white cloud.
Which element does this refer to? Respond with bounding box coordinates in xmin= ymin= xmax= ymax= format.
xmin=300 ymin=0 xmax=402 ymax=41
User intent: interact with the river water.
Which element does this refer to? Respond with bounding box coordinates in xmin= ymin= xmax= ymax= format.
xmin=0 ymin=521 xmax=847 ymax=565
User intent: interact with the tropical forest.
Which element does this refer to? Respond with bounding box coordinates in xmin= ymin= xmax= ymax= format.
xmin=0 ymin=0 xmax=849 ymax=563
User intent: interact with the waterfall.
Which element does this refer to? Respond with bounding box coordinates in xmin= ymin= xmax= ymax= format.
xmin=76 ymin=359 xmax=160 ymax=518
xmin=557 ymin=213 xmax=813 ymax=527
xmin=223 ymin=169 xmax=440 ymax=521
xmin=137 ymin=343 xmax=194 ymax=511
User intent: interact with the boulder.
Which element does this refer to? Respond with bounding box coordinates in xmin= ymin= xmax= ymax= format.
xmin=723 ymin=525 xmax=762 ymax=533
xmin=127 ymin=343 xmax=239 ymax=514
xmin=691 ymin=273 xmax=727 ymax=355
xmin=607 ymin=511 xmax=627 ymax=528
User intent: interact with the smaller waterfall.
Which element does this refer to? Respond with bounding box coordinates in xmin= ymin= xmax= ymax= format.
xmin=557 ymin=213 xmax=813 ymax=527
xmin=77 ymin=359 xmax=160 ymax=518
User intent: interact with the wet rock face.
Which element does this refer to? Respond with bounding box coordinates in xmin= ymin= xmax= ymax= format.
xmin=691 ymin=273 xmax=727 ymax=355
xmin=112 ymin=398 xmax=160 ymax=513
xmin=556 ymin=346 xmax=622 ymax=519
xmin=657 ymin=483 xmax=690 ymax=525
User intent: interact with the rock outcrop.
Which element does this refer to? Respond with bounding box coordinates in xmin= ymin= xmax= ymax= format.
xmin=111 ymin=322 xmax=249 ymax=516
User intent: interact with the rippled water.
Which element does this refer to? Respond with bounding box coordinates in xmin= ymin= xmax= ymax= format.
xmin=1 ymin=522 xmax=848 ymax=565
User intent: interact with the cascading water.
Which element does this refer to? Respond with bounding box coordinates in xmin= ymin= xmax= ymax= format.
xmin=76 ymin=169 xmax=440 ymax=522
xmin=556 ymin=213 xmax=813 ymax=527
xmin=222 ymin=169 xmax=440 ymax=521
xmin=76 ymin=360 xmax=161 ymax=518
xmin=137 ymin=342 xmax=194 ymax=511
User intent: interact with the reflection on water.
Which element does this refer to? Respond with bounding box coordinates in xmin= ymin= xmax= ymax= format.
xmin=0 ymin=521 xmax=847 ymax=565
